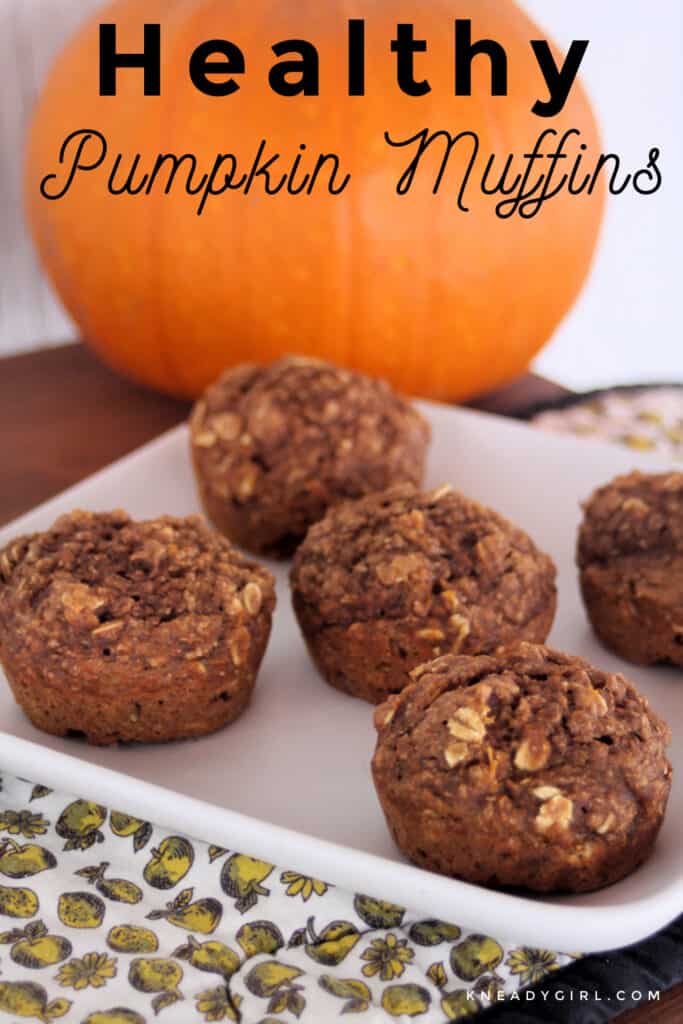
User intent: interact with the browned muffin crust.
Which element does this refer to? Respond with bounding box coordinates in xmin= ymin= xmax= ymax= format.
xmin=291 ymin=483 xmax=557 ymax=703
xmin=372 ymin=643 xmax=672 ymax=894
xmin=190 ymin=357 xmax=430 ymax=557
xmin=578 ymin=471 xmax=683 ymax=667
xmin=0 ymin=510 xmax=275 ymax=745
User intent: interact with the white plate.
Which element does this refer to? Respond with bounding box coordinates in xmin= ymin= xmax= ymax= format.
xmin=0 ymin=402 xmax=680 ymax=953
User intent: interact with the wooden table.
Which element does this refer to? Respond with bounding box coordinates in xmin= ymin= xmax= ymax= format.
xmin=0 ymin=343 xmax=571 ymax=527
xmin=0 ymin=343 xmax=680 ymax=1022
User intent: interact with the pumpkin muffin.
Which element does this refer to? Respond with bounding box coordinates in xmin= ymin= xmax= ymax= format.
xmin=372 ymin=643 xmax=672 ymax=894
xmin=290 ymin=483 xmax=557 ymax=703
xmin=189 ymin=356 xmax=430 ymax=557
xmin=578 ymin=471 xmax=683 ymax=667
xmin=0 ymin=510 xmax=275 ymax=745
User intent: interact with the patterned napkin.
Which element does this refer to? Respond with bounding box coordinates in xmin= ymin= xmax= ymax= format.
xmin=532 ymin=385 xmax=683 ymax=461
xmin=0 ymin=772 xmax=576 ymax=1023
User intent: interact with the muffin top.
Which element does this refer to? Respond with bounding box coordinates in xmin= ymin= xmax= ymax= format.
xmin=190 ymin=356 xmax=430 ymax=501
xmin=291 ymin=484 xmax=556 ymax=637
xmin=373 ymin=643 xmax=671 ymax=848
xmin=0 ymin=510 xmax=275 ymax=666
xmin=578 ymin=471 xmax=683 ymax=567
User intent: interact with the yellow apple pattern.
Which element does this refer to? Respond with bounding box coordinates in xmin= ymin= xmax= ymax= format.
xmin=0 ymin=773 xmax=575 ymax=1021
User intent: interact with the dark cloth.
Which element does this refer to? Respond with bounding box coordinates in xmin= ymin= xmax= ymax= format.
xmin=483 ymin=914 xmax=683 ymax=1023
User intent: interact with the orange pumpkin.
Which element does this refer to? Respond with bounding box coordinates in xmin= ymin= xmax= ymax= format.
xmin=26 ymin=0 xmax=604 ymax=400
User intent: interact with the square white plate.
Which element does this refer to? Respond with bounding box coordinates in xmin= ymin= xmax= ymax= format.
xmin=0 ymin=402 xmax=680 ymax=953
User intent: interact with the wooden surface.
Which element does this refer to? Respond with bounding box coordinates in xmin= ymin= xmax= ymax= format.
xmin=619 ymin=993 xmax=683 ymax=1024
xmin=0 ymin=343 xmax=681 ymax=1023
xmin=0 ymin=343 xmax=189 ymax=527
xmin=0 ymin=342 xmax=568 ymax=528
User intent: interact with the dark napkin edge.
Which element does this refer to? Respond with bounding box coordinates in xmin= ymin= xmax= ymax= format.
xmin=517 ymin=381 xmax=683 ymax=422
xmin=479 ymin=912 xmax=683 ymax=1023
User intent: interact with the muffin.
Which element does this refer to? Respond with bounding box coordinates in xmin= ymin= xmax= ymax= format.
xmin=290 ymin=483 xmax=557 ymax=703
xmin=578 ymin=471 xmax=683 ymax=667
xmin=372 ymin=643 xmax=672 ymax=893
xmin=0 ymin=510 xmax=275 ymax=745
xmin=189 ymin=356 xmax=430 ymax=557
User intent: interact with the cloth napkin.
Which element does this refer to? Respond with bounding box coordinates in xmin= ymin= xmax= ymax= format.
xmin=531 ymin=385 xmax=683 ymax=461
xmin=0 ymin=771 xmax=576 ymax=1023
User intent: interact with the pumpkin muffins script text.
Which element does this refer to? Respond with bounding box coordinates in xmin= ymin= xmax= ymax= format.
xmin=39 ymin=127 xmax=661 ymax=220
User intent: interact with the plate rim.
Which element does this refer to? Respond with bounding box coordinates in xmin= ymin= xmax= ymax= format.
xmin=1 ymin=731 xmax=681 ymax=954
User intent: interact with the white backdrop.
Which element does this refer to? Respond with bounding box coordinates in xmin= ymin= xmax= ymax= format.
xmin=523 ymin=0 xmax=683 ymax=387
xmin=1 ymin=0 xmax=681 ymax=388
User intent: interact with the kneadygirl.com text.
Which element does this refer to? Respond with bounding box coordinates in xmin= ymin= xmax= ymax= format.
xmin=478 ymin=988 xmax=661 ymax=1005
